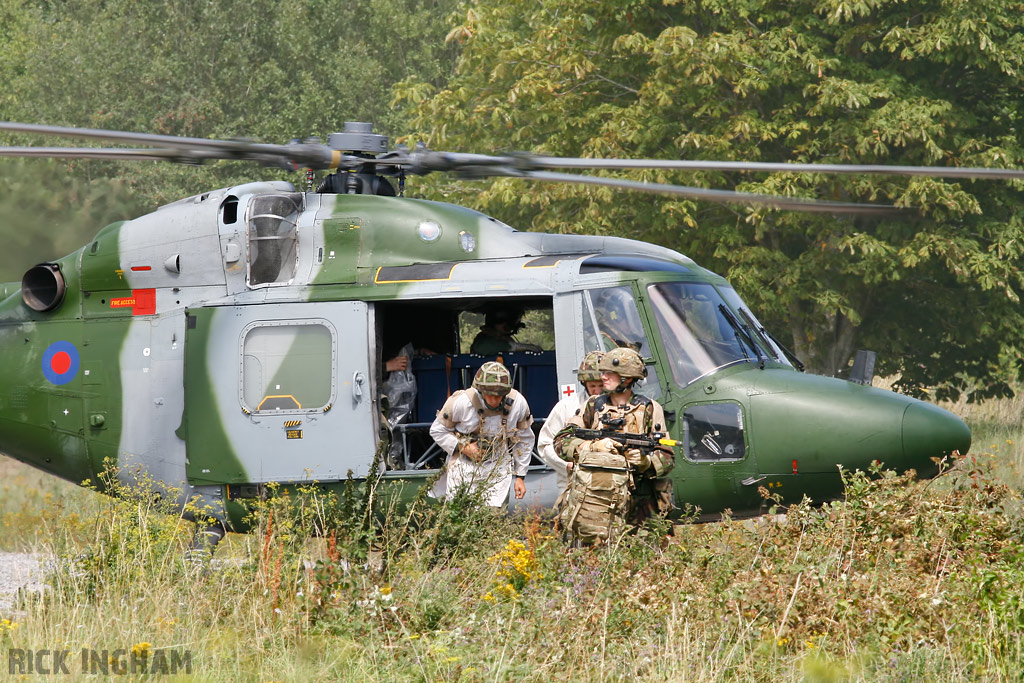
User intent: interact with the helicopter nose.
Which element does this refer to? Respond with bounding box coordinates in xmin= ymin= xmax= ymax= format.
xmin=901 ymin=401 xmax=971 ymax=477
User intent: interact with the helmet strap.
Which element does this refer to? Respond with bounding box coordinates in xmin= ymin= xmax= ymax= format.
xmin=602 ymin=377 xmax=635 ymax=395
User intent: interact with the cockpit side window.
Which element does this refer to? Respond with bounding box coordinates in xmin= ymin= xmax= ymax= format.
xmin=583 ymin=286 xmax=651 ymax=354
xmin=247 ymin=192 xmax=304 ymax=287
xmin=581 ymin=286 xmax=662 ymax=400
xmin=683 ymin=402 xmax=746 ymax=461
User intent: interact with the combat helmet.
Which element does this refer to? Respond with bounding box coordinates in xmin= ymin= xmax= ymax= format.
xmin=472 ymin=361 xmax=512 ymax=396
xmin=577 ymin=350 xmax=605 ymax=384
xmin=484 ymin=307 xmax=525 ymax=333
xmin=599 ymin=347 xmax=647 ymax=380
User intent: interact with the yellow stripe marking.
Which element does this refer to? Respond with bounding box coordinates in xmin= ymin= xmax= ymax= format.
xmin=257 ymin=395 xmax=302 ymax=410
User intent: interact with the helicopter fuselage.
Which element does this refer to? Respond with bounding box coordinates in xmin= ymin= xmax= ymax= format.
xmin=0 ymin=181 xmax=971 ymax=528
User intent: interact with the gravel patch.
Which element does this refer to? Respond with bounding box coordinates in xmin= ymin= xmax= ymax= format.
xmin=0 ymin=551 xmax=48 ymax=611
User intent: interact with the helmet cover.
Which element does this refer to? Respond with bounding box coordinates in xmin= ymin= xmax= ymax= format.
xmin=577 ymin=350 xmax=605 ymax=383
xmin=472 ymin=361 xmax=512 ymax=396
xmin=598 ymin=347 xmax=646 ymax=380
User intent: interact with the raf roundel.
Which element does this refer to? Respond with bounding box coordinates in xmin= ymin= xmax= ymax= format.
xmin=41 ymin=340 xmax=80 ymax=386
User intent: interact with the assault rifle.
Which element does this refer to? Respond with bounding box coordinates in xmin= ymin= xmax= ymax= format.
xmin=569 ymin=427 xmax=678 ymax=452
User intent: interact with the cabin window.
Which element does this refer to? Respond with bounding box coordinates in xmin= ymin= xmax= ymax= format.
xmin=247 ymin=192 xmax=304 ymax=287
xmin=682 ymin=403 xmax=746 ymax=461
xmin=240 ymin=320 xmax=336 ymax=414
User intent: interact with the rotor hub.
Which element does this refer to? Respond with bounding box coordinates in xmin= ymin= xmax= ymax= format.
xmin=327 ymin=122 xmax=388 ymax=155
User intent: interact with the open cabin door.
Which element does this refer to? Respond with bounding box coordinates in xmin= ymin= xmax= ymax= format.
xmin=183 ymin=302 xmax=377 ymax=486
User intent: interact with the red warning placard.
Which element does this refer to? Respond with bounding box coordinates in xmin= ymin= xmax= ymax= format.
xmin=110 ymin=288 xmax=156 ymax=315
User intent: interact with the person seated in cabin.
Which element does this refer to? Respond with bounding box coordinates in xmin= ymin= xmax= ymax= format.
xmin=470 ymin=307 xmax=542 ymax=355
xmin=381 ymin=343 xmax=439 ymax=425
xmin=380 ymin=322 xmax=443 ymax=469
xmin=429 ymin=362 xmax=534 ymax=507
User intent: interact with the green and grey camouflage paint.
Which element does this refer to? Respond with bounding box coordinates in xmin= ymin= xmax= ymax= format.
xmin=0 ymin=180 xmax=972 ymax=529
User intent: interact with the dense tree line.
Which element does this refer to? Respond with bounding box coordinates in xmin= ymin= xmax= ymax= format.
xmin=404 ymin=0 xmax=1024 ymax=399
xmin=2 ymin=0 xmax=1023 ymax=399
xmin=0 ymin=0 xmax=458 ymax=275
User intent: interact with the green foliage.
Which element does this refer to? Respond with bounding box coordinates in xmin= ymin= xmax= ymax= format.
xmin=404 ymin=0 xmax=1024 ymax=398
xmin=3 ymin=396 xmax=1024 ymax=679
xmin=0 ymin=159 xmax=143 ymax=282
xmin=45 ymin=461 xmax=196 ymax=602
xmin=1 ymin=0 xmax=1021 ymax=396
xmin=0 ymin=0 xmax=459 ymax=279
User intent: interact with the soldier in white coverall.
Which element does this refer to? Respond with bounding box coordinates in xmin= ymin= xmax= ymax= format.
xmin=537 ymin=351 xmax=605 ymax=493
xmin=429 ymin=361 xmax=535 ymax=507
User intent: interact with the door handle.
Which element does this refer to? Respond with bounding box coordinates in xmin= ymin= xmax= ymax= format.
xmin=352 ymin=372 xmax=365 ymax=401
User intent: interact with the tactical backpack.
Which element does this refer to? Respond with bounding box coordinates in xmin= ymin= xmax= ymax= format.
xmin=557 ymin=448 xmax=631 ymax=545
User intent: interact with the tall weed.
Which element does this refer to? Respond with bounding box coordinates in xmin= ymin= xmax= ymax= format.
xmin=2 ymin=396 xmax=1024 ymax=680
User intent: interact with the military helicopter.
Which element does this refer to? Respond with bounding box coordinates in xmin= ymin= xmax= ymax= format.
xmin=0 ymin=120 xmax=994 ymax=544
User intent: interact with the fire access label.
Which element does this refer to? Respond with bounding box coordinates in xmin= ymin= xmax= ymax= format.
xmin=109 ymin=289 xmax=156 ymax=315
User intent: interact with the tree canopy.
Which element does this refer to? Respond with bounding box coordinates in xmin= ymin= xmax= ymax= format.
xmin=401 ymin=0 xmax=1024 ymax=399
xmin=1 ymin=0 xmax=1022 ymax=398
xmin=0 ymin=0 xmax=457 ymax=275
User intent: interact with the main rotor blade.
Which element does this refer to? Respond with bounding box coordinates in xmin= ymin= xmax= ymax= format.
xmin=523 ymin=156 xmax=1024 ymax=181
xmin=493 ymin=169 xmax=900 ymax=215
xmin=0 ymin=121 xmax=349 ymax=169
xmin=0 ymin=121 xmax=280 ymax=152
xmin=0 ymin=147 xmax=187 ymax=162
xmin=0 ymin=122 xmax=1002 ymax=213
xmin=368 ymin=149 xmax=1024 ymax=183
xmin=5 ymin=122 xmax=1020 ymax=182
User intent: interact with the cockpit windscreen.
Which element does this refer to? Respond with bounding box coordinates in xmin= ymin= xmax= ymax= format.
xmin=647 ymin=282 xmax=772 ymax=386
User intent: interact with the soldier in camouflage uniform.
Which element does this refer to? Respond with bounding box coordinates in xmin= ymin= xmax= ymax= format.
xmin=429 ymin=361 xmax=534 ymax=506
xmin=537 ymin=350 xmax=605 ymax=493
xmin=554 ymin=347 xmax=674 ymax=542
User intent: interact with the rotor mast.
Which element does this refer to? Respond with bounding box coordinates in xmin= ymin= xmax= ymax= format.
xmin=316 ymin=122 xmax=397 ymax=196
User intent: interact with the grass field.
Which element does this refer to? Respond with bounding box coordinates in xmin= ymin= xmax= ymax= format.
xmin=1 ymin=393 xmax=1023 ymax=681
